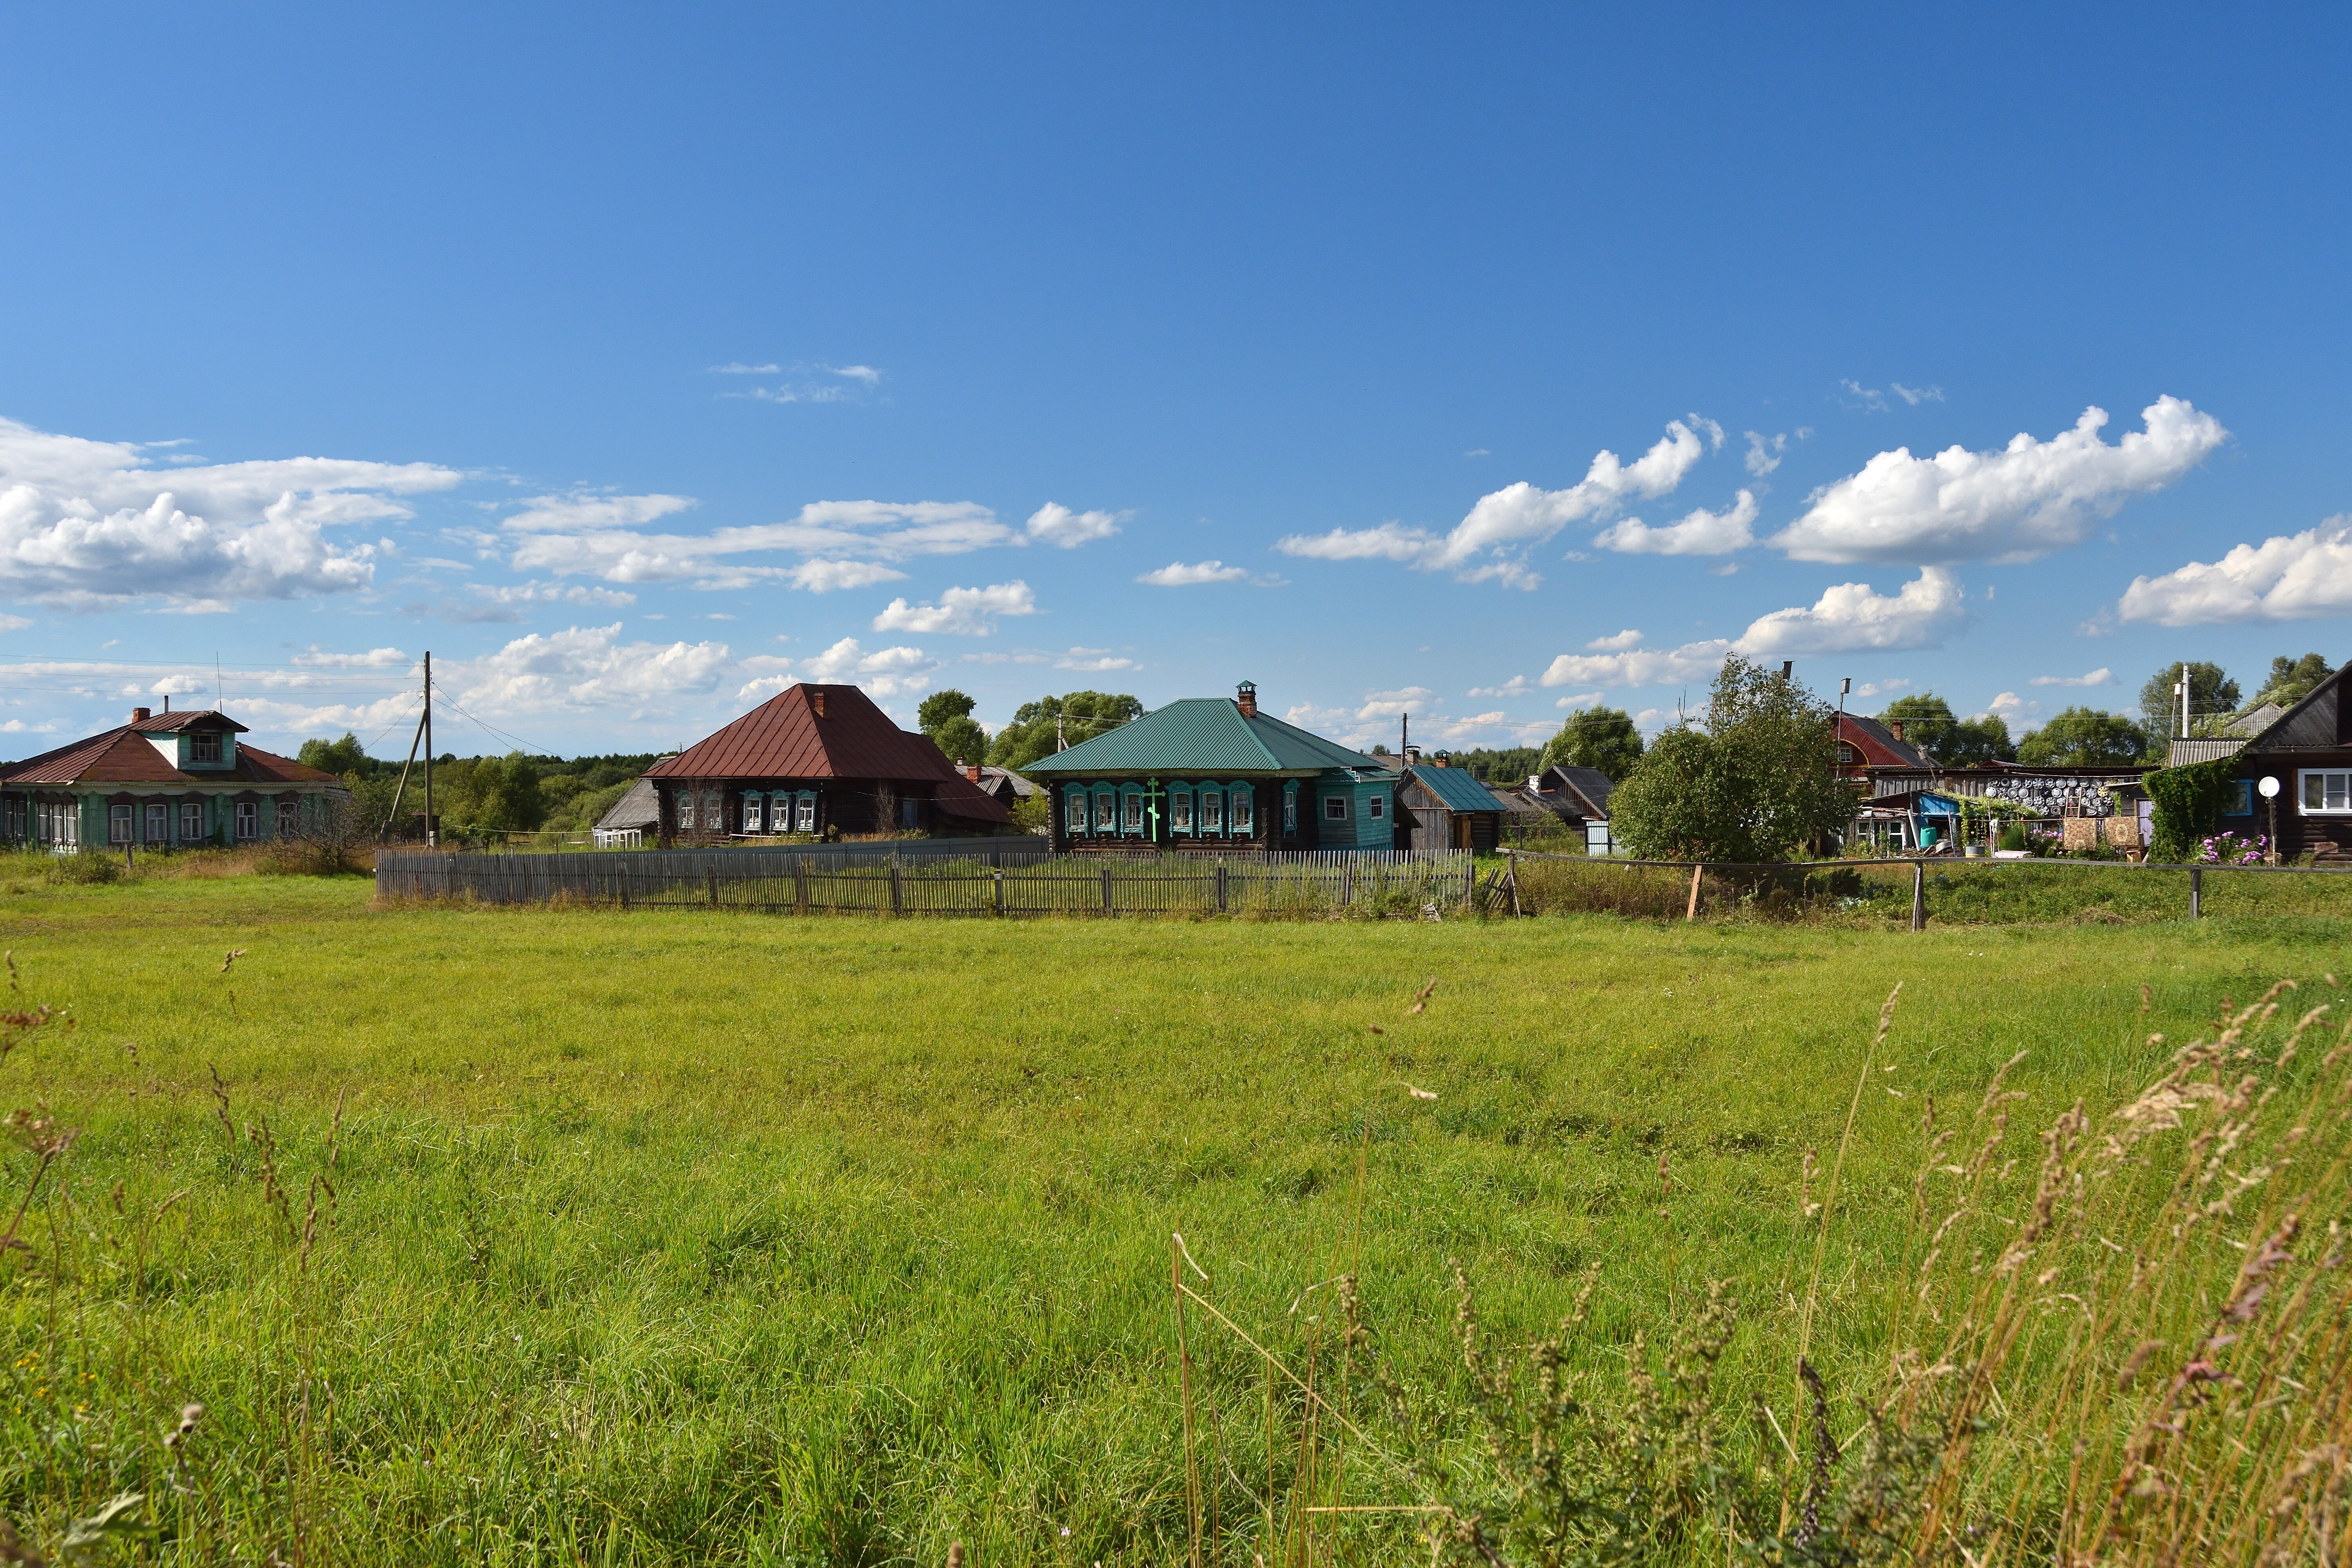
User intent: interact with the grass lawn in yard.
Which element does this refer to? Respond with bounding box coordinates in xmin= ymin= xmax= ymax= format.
xmin=0 ymin=872 xmax=2344 ymax=1564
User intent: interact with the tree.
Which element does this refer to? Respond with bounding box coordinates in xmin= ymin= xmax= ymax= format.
xmin=1940 ymin=714 xmax=2014 ymax=766
xmin=1877 ymin=694 xmax=1957 ymax=757
xmin=916 ymin=690 xmax=989 ymax=766
xmin=1541 ymin=706 xmax=1645 ymax=781
xmin=2137 ymin=662 xmax=2238 ymax=742
xmin=298 ymin=732 xmax=370 ymax=777
xmin=987 ymin=691 xmax=1143 ymax=771
xmin=1607 ymin=657 xmax=1851 ymax=860
xmin=2252 ymin=653 xmax=2334 ymax=710
xmin=2017 ymin=707 xmax=2147 ymax=766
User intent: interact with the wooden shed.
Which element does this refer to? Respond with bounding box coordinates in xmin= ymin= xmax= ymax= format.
xmin=1397 ymin=759 xmax=1507 ymax=852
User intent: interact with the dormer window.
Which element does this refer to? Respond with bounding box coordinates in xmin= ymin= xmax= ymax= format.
xmin=192 ymin=732 xmax=223 ymax=764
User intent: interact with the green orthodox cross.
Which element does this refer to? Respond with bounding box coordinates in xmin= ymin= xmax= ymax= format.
xmin=1143 ymin=777 xmax=1166 ymax=838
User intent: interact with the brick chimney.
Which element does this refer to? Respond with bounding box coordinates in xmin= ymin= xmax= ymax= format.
xmin=1889 ymin=720 xmax=1904 ymax=742
xmin=811 ymin=690 xmax=827 ymax=718
xmin=965 ymin=764 xmax=982 ymax=782
xmin=1235 ymin=680 xmax=1257 ymax=718
xmin=131 ymin=706 xmax=151 ymax=724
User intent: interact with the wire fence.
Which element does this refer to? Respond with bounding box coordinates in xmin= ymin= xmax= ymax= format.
xmin=376 ymin=845 xmax=1476 ymax=918
xmin=1500 ymin=846 xmax=2352 ymax=927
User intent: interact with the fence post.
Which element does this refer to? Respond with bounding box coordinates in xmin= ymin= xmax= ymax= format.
xmin=708 ymin=867 xmax=719 ymax=907
xmin=1910 ymin=860 xmax=1925 ymax=931
xmin=1505 ymin=848 xmax=1522 ymax=917
xmin=1102 ymin=864 xmax=1114 ymax=917
xmin=1216 ymin=863 xmax=1228 ymax=913
xmin=890 ymin=857 xmax=904 ymax=916
xmin=1685 ymin=862 xmax=1702 ymax=922
xmin=993 ymin=867 xmax=1004 ymax=917
xmin=2190 ymin=864 xmax=2201 ymax=920
xmin=796 ymin=862 xmax=808 ymax=915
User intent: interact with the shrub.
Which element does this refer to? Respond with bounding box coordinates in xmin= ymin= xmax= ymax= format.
xmin=2145 ymin=754 xmax=2238 ymax=860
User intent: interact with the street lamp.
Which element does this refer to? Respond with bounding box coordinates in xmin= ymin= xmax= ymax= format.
xmin=2260 ymin=775 xmax=2281 ymax=864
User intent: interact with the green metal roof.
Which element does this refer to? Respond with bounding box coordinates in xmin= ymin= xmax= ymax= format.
xmin=1021 ymin=697 xmax=1382 ymax=776
xmin=1405 ymin=764 xmax=1506 ymax=813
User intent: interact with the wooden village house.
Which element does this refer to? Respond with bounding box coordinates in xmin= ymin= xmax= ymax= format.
xmin=643 ymin=682 xmax=1010 ymax=843
xmin=1022 ymin=682 xmax=1396 ymax=852
xmin=1396 ymin=753 xmax=1508 ymax=852
xmin=2164 ymin=659 xmax=2352 ymax=863
xmin=0 ymin=705 xmax=343 ymax=849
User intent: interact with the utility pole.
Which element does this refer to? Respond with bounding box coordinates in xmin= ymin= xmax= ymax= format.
xmin=1055 ymin=712 xmax=1066 ymax=751
xmin=2176 ymin=662 xmax=2191 ymax=739
xmin=423 ymin=651 xmax=436 ymax=848
xmin=1401 ymin=711 xmax=1409 ymax=759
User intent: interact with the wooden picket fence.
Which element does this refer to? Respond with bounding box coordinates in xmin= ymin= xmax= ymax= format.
xmin=376 ymin=845 xmax=1475 ymax=918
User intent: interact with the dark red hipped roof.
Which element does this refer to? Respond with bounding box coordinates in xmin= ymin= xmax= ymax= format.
xmin=1 ymin=724 xmax=336 ymax=788
xmin=646 ymin=684 xmax=1011 ymax=824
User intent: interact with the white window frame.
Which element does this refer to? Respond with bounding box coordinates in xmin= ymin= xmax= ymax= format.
xmin=145 ymin=802 xmax=169 ymax=842
xmin=236 ymin=801 xmax=259 ymax=842
xmin=1368 ymin=794 xmax=1385 ymax=821
xmin=743 ymin=795 xmax=763 ymax=833
xmin=1201 ymin=789 xmax=1224 ymax=834
xmin=110 ymin=804 xmax=134 ymax=844
xmin=679 ymin=797 xmax=697 ymax=831
xmin=796 ymin=793 xmax=816 ymax=833
xmin=1325 ymin=795 xmax=1349 ymax=821
xmin=1094 ymin=790 xmax=1116 ymax=832
xmin=181 ymin=801 xmax=205 ymax=842
xmin=1171 ymin=790 xmax=1193 ymax=832
xmin=1123 ymin=793 xmax=1144 ymax=832
xmin=2301 ymin=769 xmax=2352 ymax=813
xmin=1230 ymin=787 xmax=1252 ymax=835
xmin=276 ymin=799 xmax=301 ymax=838
xmin=191 ymin=731 xmax=223 ymax=764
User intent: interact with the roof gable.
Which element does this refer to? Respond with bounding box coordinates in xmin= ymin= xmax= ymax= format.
xmin=644 ymin=684 xmax=956 ymax=782
xmin=1839 ymin=713 xmax=1933 ymax=769
xmin=2245 ymin=662 xmax=2352 ymax=753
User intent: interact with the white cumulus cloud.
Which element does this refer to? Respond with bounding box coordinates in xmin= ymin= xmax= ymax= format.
xmin=1774 ymin=397 xmax=2226 ymax=564
xmin=1276 ymin=417 xmax=1713 ymax=586
xmin=871 ymin=581 xmax=1040 ymax=636
xmin=0 ymin=414 xmax=459 ymax=609
xmin=800 ymin=637 xmax=939 ymax=696
xmin=451 ymin=623 xmax=737 ymax=715
xmin=2116 ymin=516 xmax=2352 ymax=626
xmin=2030 ymin=668 xmax=2116 ymax=688
xmin=1591 ymin=490 xmax=1759 ymax=556
xmin=1539 ymin=568 xmax=1965 ymax=688
xmin=1136 ymin=559 xmax=1284 ymax=587
xmin=1735 ymin=567 xmax=1965 ymax=657
xmin=1025 ymin=502 xmax=1127 ymax=548
xmin=506 ymin=498 xmax=1012 ymax=588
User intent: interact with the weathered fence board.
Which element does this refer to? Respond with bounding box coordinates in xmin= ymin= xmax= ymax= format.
xmin=376 ymin=845 xmax=1472 ymax=918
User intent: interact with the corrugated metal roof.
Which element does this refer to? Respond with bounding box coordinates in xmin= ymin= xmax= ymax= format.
xmin=2166 ymin=737 xmax=2249 ymax=766
xmin=1022 ymin=697 xmax=1379 ymax=775
xmin=0 ymin=725 xmax=333 ymax=787
xmin=1545 ymin=764 xmax=1616 ymax=818
xmin=131 ymin=710 xmax=247 ymax=734
xmin=932 ymin=772 xmax=1014 ymax=824
xmin=645 ymin=684 xmax=958 ymax=783
xmin=1839 ymin=713 xmax=1933 ymax=769
xmin=1404 ymin=764 xmax=1505 ymax=812
xmin=594 ymin=778 xmax=661 ymax=831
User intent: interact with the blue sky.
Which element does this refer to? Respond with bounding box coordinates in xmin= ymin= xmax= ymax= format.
xmin=3 ymin=5 xmax=2348 ymax=760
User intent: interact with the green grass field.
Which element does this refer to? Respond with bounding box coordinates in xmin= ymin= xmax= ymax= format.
xmin=1 ymin=875 xmax=2345 ymax=1564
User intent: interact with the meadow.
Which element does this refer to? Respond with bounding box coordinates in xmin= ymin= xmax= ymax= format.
xmin=0 ymin=870 xmax=2347 ymax=1564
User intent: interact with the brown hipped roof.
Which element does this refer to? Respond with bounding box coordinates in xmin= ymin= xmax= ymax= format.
xmin=1 ymin=724 xmax=336 ymax=788
xmin=645 ymin=683 xmax=1012 ymax=825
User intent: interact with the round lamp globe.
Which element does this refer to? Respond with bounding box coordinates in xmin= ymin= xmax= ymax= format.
xmin=2259 ymin=775 xmax=2282 ymax=799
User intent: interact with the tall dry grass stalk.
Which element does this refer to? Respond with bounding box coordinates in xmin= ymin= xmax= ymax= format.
xmin=1176 ymin=974 xmax=2352 ymax=1566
